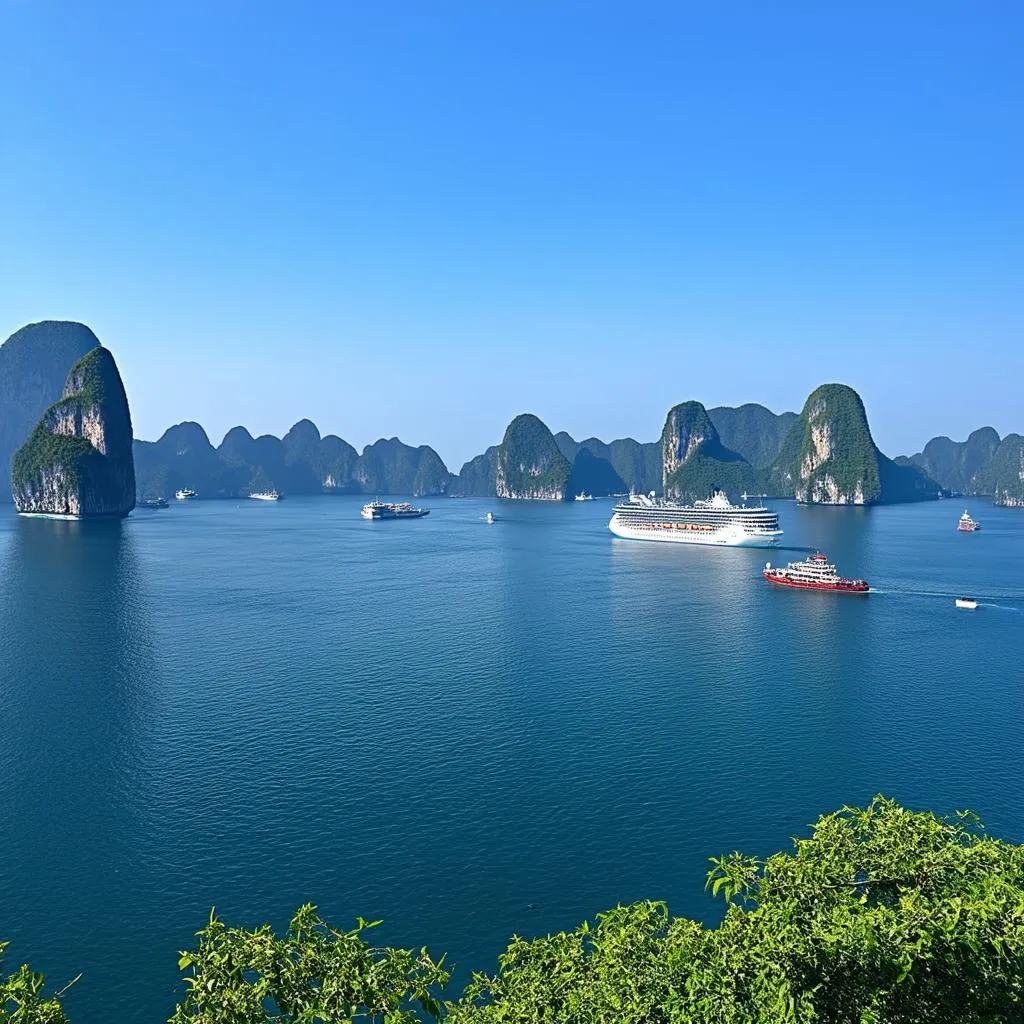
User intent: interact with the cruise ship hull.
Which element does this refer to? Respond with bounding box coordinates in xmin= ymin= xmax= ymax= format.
xmin=608 ymin=516 xmax=780 ymax=547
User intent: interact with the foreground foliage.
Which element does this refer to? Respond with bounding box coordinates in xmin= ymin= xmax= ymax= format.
xmin=0 ymin=945 xmax=70 ymax=1024
xmin=169 ymin=906 xmax=448 ymax=1023
xmin=5 ymin=798 xmax=1023 ymax=1022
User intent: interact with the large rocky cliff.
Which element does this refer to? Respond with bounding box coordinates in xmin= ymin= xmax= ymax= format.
xmin=495 ymin=414 xmax=571 ymax=499
xmin=907 ymin=427 xmax=1002 ymax=495
xmin=0 ymin=321 xmax=100 ymax=502
xmin=770 ymin=384 xmax=936 ymax=504
xmin=661 ymin=401 xmax=754 ymax=500
xmin=972 ymin=434 xmax=1024 ymax=506
xmin=11 ymin=346 xmax=136 ymax=516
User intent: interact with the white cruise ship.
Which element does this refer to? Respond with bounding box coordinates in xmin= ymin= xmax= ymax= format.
xmin=608 ymin=491 xmax=782 ymax=547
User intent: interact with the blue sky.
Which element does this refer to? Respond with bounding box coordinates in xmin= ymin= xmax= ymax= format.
xmin=3 ymin=2 xmax=1021 ymax=469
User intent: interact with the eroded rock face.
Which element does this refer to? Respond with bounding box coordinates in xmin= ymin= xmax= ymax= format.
xmin=770 ymin=383 xmax=937 ymax=505
xmin=0 ymin=320 xmax=100 ymax=503
xmin=659 ymin=401 xmax=754 ymax=501
xmin=11 ymin=346 xmax=135 ymax=517
xmin=495 ymin=414 xmax=571 ymax=500
xmin=662 ymin=402 xmax=716 ymax=485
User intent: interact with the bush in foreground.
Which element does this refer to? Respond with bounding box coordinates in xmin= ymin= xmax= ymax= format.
xmin=4 ymin=797 xmax=1023 ymax=1022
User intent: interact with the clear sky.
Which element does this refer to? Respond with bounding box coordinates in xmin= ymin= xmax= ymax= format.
xmin=3 ymin=2 xmax=1021 ymax=470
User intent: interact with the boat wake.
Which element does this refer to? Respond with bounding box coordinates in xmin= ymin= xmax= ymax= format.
xmin=869 ymin=588 xmax=1021 ymax=611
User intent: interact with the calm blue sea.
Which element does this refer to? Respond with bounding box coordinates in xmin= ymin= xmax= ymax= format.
xmin=1 ymin=495 xmax=1022 ymax=1022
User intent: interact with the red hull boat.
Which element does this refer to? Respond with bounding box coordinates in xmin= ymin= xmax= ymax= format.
xmin=763 ymin=552 xmax=869 ymax=593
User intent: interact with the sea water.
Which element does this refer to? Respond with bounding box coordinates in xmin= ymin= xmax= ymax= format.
xmin=1 ymin=495 xmax=1021 ymax=1022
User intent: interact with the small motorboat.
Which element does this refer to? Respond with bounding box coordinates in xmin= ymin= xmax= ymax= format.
xmin=955 ymin=597 xmax=978 ymax=610
xmin=485 ymin=512 xmax=495 ymax=524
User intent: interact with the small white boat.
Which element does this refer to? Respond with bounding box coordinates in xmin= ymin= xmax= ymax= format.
xmin=249 ymin=490 xmax=281 ymax=501
xmin=175 ymin=488 xmax=198 ymax=500
xmin=955 ymin=597 xmax=978 ymax=610
xmin=574 ymin=492 xmax=594 ymax=501
xmin=485 ymin=512 xmax=495 ymax=524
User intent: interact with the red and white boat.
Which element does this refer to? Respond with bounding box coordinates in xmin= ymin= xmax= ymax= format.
xmin=958 ymin=511 xmax=980 ymax=533
xmin=763 ymin=552 xmax=869 ymax=593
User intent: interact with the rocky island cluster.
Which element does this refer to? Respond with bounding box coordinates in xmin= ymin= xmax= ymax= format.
xmin=133 ymin=420 xmax=452 ymax=500
xmin=2 ymin=320 xmax=1022 ymax=510
xmin=452 ymin=386 xmax=943 ymax=505
xmin=903 ymin=428 xmax=1024 ymax=507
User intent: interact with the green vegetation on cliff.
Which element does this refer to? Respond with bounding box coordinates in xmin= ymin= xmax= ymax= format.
xmin=972 ymin=433 xmax=1024 ymax=504
xmin=452 ymin=447 xmax=497 ymax=496
xmin=0 ymin=321 xmax=99 ymax=503
xmin=7 ymin=797 xmax=1023 ymax=1022
xmin=495 ymin=414 xmax=571 ymax=499
xmin=908 ymin=427 xmax=1003 ymax=494
xmin=11 ymin=346 xmax=136 ymax=516
xmin=661 ymin=400 xmax=755 ymax=500
xmin=770 ymin=384 xmax=937 ymax=504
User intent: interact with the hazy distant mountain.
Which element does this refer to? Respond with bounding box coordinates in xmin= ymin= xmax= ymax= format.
xmin=134 ymin=420 xmax=453 ymax=499
xmin=905 ymin=428 xmax=1002 ymax=494
xmin=555 ymin=432 xmax=661 ymax=496
xmin=707 ymin=404 xmax=798 ymax=468
xmin=0 ymin=321 xmax=100 ymax=502
xmin=769 ymin=384 xmax=937 ymax=504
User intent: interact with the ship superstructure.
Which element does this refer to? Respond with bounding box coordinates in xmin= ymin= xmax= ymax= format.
xmin=608 ymin=491 xmax=782 ymax=547
xmin=958 ymin=511 xmax=980 ymax=532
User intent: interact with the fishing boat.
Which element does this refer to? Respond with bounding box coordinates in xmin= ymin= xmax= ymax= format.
xmin=955 ymin=597 xmax=978 ymax=610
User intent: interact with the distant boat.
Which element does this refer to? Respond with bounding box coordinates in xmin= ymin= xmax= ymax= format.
xmin=485 ymin=511 xmax=495 ymax=524
xmin=574 ymin=492 xmax=594 ymax=501
xmin=361 ymin=500 xmax=430 ymax=520
xmin=958 ymin=510 xmax=980 ymax=532
xmin=139 ymin=497 xmax=168 ymax=509
xmin=249 ymin=490 xmax=281 ymax=501
xmin=175 ymin=488 xmax=198 ymax=500
xmin=955 ymin=597 xmax=978 ymax=610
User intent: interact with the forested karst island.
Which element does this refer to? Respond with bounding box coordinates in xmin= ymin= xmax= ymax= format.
xmin=0 ymin=321 xmax=100 ymax=503
xmin=493 ymin=414 xmax=571 ymax=500
xmin=768 ymin=384 xmax=937 ymax=504
xmin=11 ymin=344 xmax=136 ymax=517
xmin=660 ymin=401 xmax=754 ymax=500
